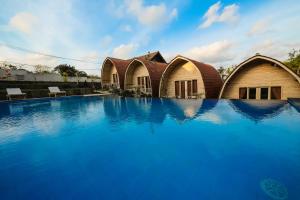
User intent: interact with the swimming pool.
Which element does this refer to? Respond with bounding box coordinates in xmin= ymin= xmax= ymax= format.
xmin=0 ymin=96 xmax=299 ymax=199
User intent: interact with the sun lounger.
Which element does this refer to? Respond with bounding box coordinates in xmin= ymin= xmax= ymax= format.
xmin=6 ymin=88 xmax=26 ymax=101
xmin=48 ymin=87 xmax=66 ymax=97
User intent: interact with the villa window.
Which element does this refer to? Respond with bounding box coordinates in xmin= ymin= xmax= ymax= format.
xmin=16 ymin=75 xmax=25 ymax=81
xmin=271 ymin=87 xmax=281 ymax=100
xmin=174 ymin=79 xmax=198 ymax=99
xmin=239 ymin=88 xmax=247 ymax=99
xmin=249 ymin=88 xmax=256 ymax=99
xmin=137 ymin=76 xmax=151 ymax=90
xmin=145 ymin=76 xmax=150 ymax=88
xmin=175 ymin=81 xmax=179 ymax=97
xmin=112 ymin=74 xmax=118 ymax=84
xmin=141 ymin=77 xmax=144 ymax=86
xmin=137 ymin=77 xmax=141 ymax=86
xmin=260 ymin=88 xmax=269 ymax=100
xmin=192 ymin=80 xmax=197 ymax=95
xmin=187 ymin=81 xmax=192 ymax=97
xmin=181 ymin=81 xmax=185 ymax=99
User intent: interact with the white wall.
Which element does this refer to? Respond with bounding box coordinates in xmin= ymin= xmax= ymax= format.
xmin=0 ymin=69 xmax=101 ymax=83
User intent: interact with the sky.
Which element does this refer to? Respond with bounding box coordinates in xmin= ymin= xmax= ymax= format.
xmin=0 ymin=0 xmax=300 ymax=75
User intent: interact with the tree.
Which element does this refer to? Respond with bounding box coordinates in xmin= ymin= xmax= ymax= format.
xmin=226 ymin=65 xmax=235 ymax=75
xmin=217 ymin=65 xmax=236 ymax=80
xmin=53 ymin=64 xmax=78 ymax=76
xmin=284 ymin=49 xmax=300 ymax=74
xmin=7 ymin=64 xmax=18 ymax=70
xmin=34 ymin=64 xmax=50 ymax=73
xmin=0 ymin=62 xmax=18 ymax=70
xmin=88 ymin=75 xmax=100 ymax=79
xmin=53 ymin=64 xmax=90 ymax=77
xmin=217 ymin=66 xmax=225 ymax=75
xmin=77 ymin=71 xmax=88 ymax=77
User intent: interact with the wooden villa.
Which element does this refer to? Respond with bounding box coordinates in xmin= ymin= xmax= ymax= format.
xmin=159 ymin=56 xmax=223 ymax=99
xmin=124 ymin=52 xmax=167 ymax=97
xmin=219 ymin=54 xmax=300 ymax=100
xmin=101 ymin=57 xmax=132 ymax=90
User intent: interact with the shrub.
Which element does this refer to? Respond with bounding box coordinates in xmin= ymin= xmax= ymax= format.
xmin=120 ymin=90 xmax=134 ymax=97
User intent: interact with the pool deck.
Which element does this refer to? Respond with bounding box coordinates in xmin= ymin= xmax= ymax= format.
xmin=0 ymin=93 xmax=112 ymax=103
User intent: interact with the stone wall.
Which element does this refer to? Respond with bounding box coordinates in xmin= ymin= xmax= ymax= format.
xmin=0 ymin=69 xmax=101 ymax=83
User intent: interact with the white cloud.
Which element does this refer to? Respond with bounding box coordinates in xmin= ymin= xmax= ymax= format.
xmin=9 ymin=12 xmax=38 ymax=34
xmin=185 ymin=40 xmax=234 ymax=64
xmin=248 ymin=19 xmax=270 ymax=36
xmin=112 ymin=43 xmax=138 ymax=59
xmin=251 ymin=40 xmax=274 ymax=52
xmin=125 ymin=0 xmax=177 ymax=28
xmin=161 ymin=52 xmax=176 ymax=63
xmin=105 ymin=0 xmax=126 ymax=18
xmin=80 ymin=51 xmax=100 ymax=62
xmin=0 ymin=1 xmax=105 ymax=75
xmin=100 ymin=35 xmax=113 ymax=48
xmin=170 ymin=8 xmax=178 ymax=20
xmin=120 ymin=24 xmax=132 ymax=32
xmin=197 ymin=113 xmax=225 ymax=124
xmin=200 ymin=1 xmax=239 ymax=28
xmin=247 ymin=40 xmax=298 ymax=60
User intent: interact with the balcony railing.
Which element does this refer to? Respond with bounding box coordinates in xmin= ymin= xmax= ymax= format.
xmin=103 ymin=83 xmax=119 ymax=90
xmin=126 ymin=85 xmax=152 ymax=95
xmin=140 ymin=87 xmax=152 ymax=94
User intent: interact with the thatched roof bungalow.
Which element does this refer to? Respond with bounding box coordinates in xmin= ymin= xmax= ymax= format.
xmin=101 ymin=57 xmax=132 ymax=90
xmin=159 ymin=56 xmax=223 ymax=99
xmin=101 ymin=51 xmax=166 ymax=91
xmin=219 ymin=54 xmax=300 ymax=100
xmin=124 ymin=52 xmax=167 ymax=97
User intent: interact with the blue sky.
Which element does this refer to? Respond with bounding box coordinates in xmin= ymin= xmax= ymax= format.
xmin=0 ymin=0 xmax=300 ymax=75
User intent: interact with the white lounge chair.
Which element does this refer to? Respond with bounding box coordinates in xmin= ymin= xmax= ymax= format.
xmin=6 ymin=88 xmax=26 ymax=101
xmin=48 ymin=87 xmax=66 ymax=97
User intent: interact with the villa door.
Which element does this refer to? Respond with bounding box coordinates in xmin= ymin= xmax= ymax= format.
xmin=175 ymin=81 xmax=179 ymax=98
xmin=180 ymin=81 xmax=186 ymax=99
xmin=271 ymin=87 xmax=281 ymax=99
xmin=187 ymin=81 xmax=192 ymax=97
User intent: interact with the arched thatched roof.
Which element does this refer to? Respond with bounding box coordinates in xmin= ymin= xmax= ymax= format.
xmin=159 ymin=56 xmax=223 ymax=98
xmin=135 ymin=51 xmax=167 ymax=63
xmin=101 ymin=57 xmax=132 ymax=89
xmin=125 ymin=58 xmax=168 ymax=97
xmin=101 ymin=51 xmax=166 ymax=90
xmin=219 ymin=54 xmax=300 ymax=98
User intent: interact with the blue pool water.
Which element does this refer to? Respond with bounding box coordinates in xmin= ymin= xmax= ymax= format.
xmin=0 ymin=96 xmax=300 ymax=200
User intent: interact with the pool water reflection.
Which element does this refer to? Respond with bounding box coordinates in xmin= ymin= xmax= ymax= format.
xmin=0 ymin=96 xmax=299 ymax=200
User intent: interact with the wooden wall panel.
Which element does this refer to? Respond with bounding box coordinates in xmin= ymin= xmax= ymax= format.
xmin=165 ymin=62 xmax=205 ymax=98
xmin=125 ymin=63 xmax=149 ymax=88
xmin=222 ymin=63 xmax=300 ymax=100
